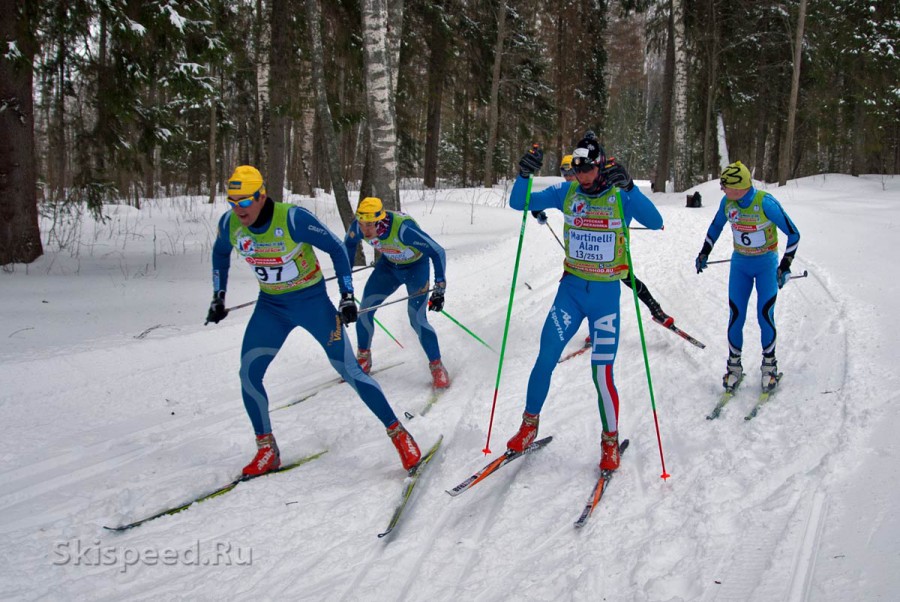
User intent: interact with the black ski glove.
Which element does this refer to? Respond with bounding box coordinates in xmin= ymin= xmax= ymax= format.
xmin=695 ymin=242 xmax=713 ymax=274
xmin=205 ymin=290 xmax=228 ymax=325
xmin=518 ymin=144 xmax=543 ymax=178
xmin=601 ymin=158 xmax=634 ymax=192
xmin=338 ymin=292 xmax=357 ymax=325
xmin=531 ymin=210 xmax=548 ymax=225
xmin=428 ymin=281 xmax=446 ymax=312
xmin=776 ymin=256 xmax=793 ymax=289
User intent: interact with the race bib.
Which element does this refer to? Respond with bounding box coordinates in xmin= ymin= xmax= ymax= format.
xmin=567 ymin=229 xmax=616 ymax=262
xmin=249 ymin=261 xmax=300 ymax=283
xmin=731 ymin=227 xmax=767 ymax=248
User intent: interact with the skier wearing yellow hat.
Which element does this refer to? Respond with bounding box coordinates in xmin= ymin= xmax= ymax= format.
xmin=207 ymin=166 xmax=422 ymax=477
xmin=344 ymin=196 xmax=450 ymax=389
xmin=695 ymin=160 xmax=801 ymax=394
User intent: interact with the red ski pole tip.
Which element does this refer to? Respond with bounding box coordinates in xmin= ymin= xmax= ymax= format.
xmin=482 ymin=447 xmax=492 ymax=455
xmin=661 ymin=472 xmax=671 ymax=480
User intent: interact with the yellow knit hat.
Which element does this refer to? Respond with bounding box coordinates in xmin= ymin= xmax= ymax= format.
xmin=560 ymin=154 xmax=573 ymax=173
xmin=227 ymin=165 xmax=266 ymax=197
xmin=356 ymin=197 xmax=386 ymax=222
xmin=720 ymin=161 xmax=752 ymax=190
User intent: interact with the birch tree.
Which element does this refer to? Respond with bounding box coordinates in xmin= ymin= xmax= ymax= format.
xmin=361 ymin=0 xmax=400 ymax=210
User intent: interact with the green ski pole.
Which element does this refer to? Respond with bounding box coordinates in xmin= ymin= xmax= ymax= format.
xmin=439 ymin=309 xmax=496 ymax=353
xmin=355 ymin=297 xmax=404 ymax=349
xmin=616 ymin=195 xmax=670 ymax=480
xmin=483 ymin=175 xmax=533 ymax=454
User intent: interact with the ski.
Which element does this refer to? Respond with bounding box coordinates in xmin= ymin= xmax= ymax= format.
xmin=744 ymin=373 xmax=784 ymax=421
xmin=378 ymin=435 xmax=444 ymax=539
xmin=653 ymin=318 xmax=706 ymax=349
xmin=446 ymin=436 xmax=553 ymax=497
xmin=274 ymin=362 xmax=404 ymax=412
xmin=558 ymin=340 xmax=591 ymax=364
xmin=574 ymin=439 xmax=630 ymax=529
xmin=420 ymin=389 xmax=445 ymax=416
xmin=706 ymin=376 xmax=744 ymax=420
xmin=104 ymin=450 xmax=327 ymax=532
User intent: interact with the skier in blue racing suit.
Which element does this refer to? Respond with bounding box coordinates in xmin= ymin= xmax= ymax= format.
xmin=694 ymin=160 xmax=801 ymax=393
xmin=504 ymin=137 xmax=663 ymax=472
xmin=206 ymin=166 xmax=422 ymax=477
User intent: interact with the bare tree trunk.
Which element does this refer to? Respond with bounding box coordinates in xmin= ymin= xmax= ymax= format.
xmin=702 ymin=0 xmax=719 ymax=180
xmin=423 ymin=3 xmax=448 ymax=189
xmin=0 ymin=0 xmax=42 ymax=264
xmin=672 ymin=0 xmax=689 ymax=191
xmin=653 ymin=4 xmax=675 ymax=194
xmin=266 ymin=0 xmax=292 ymax=201
xmin=361 ymin=0 xmax=401 ymax=210
xmin=50 ymin=11 xmax=67 ymax=201
xmin=208 ymin=76 xmax=217 ymax=204
xmin=778 ymin=0 xmax=807 ymax=186
xmin=482 ymin=2 xmax=507 ymax=188
xmin=256 ymin=0 xmax=271 ymax=173
xmin=305 ymin=0 xmax=354 ymax=227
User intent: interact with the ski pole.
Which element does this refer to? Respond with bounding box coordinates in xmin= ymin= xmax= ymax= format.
xmin=223 ymin=265 xmax=374 ymax=313
xmin=787 ymin=269 xmax=809 ymax=281
xmin=355 ymin=297 xmax=404 ymax=348
xmin=483 ymin=175 xmax=533 ymax=455
xmin=357 ymin=289 xmax=434 ymax=315
xmin=617 ymin=198 xmax=670 ymax=481
xmin=707 ymin=259 xmax=731 ymax=265
xmin=439 ymin=309 xmax=496 ymax=353
xmin=545 ymin=223 xmax=565 ymax=251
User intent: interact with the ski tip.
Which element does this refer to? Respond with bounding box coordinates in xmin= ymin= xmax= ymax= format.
xmin=619 ymin=439 xmax=630 ymax=452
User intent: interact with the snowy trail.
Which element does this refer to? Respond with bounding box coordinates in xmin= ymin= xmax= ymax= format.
xmin=2 ymin=180 xmax=898 ymax=600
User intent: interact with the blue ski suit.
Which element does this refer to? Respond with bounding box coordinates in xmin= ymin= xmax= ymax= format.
xmin=343 ymin=212 xmax=447 ymax=362
xmin=700 ymin=187 xmax=800 ymax=357
xmin=509 ymin=176 xmax=663 ymax=433
xmin=212 ymin=200 xmax=399 ymax=436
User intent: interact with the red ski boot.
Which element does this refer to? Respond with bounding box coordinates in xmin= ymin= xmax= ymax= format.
xmin=242 ymin=433 xmax=281 ymax=477
xmin=387 ymin=421 xmax=421 ymax=471
xmin=357 ymin=348 xmax=372 ymax=374
xmin=507 ymin=412 xmax=539 ymax=453
xmin=600 ymin=431 xmax=620 ymax=471
xmin=429 ymin=359 xmax=451 ymax=389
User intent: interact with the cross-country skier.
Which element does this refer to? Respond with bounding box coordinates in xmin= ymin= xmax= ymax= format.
xmin=206 ymin=166 xmax=421 ymax=476
xmin=506 ymin=137 xmax=664 ymax=471
xmin=694 ymin=160 xmax=801 ymax=392
xmin=532 ymin=147 xmax=674 ymax=327
xmin=343 ymin=197 xmax=451 ymax=389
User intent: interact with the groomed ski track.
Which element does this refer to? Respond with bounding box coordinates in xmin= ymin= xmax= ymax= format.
xmin=0 ymin=177 xmax=894 ymax=600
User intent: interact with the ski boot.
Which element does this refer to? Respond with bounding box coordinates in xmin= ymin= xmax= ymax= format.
xmin=646 ymin=298 xmax=674 ymax=328
xmin=761 ymin=355 xmax=780 ymax=392
xmin=357 ymin=348 xmax=372 ymax=374
xmin=429 ymin=359 xmax=451 ymax=389
xmin=722 ymin=354 xmax=743 ymax=392
xmin=600 ymin=431 xmax=620 ymax=471
xmin=507 ymin=412 xmax=539 ymax=453
xmin=242 ymin=433 xmax=281 ymax=477
xmin=387 ymin=421 xmax=421 ymax=471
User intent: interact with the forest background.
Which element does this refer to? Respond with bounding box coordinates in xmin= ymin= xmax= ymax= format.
xmin=2 ymin=0 xmax=898 ymax=265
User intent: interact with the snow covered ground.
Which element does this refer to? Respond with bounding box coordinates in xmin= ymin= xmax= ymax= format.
xmin=1 ymin=174 xmax=898 ymax=601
